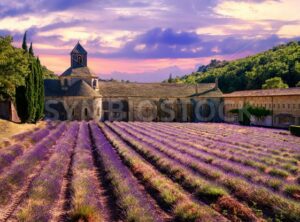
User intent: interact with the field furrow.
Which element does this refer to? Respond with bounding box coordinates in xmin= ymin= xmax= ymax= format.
xmin=90 ymin=122 xmax=166 ymax=222
xmin=100 ymin=123 xmax=227 ymax=222
xmin=1 ymin=121 xmax=299 ymax=222
xmin=107 ymin=122 xmax=300 ymax=222
xmin=106 ymin=122 xmax=265 ymax=222
xmin=67 ymin=122 xmax=113 ymax=222
xmin=0 ymin=123 xmax=67 ymax=221
xmin=120 ymin=122 xmax=298 ymax=193
xmin=138 ymin=122 xmax=299 ymax=180
xmin=11 ymin=122 xmax=79 ymax=221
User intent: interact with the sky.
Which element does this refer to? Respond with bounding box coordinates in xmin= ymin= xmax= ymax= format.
xmin=0 ymin=0 xmax=300 ymax=82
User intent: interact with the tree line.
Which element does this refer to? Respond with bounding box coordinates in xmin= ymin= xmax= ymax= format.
xmin=0 ymin=32 xmax=53 ymax=123
xmin=171 ymin=41 xmax=300 ymax=92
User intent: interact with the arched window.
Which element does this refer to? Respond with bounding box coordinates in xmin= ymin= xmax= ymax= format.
xmin=78 ymin=55 xmax=82 ymax=64
xmin=93 ymin=79 xmax=97 ymax=88
xmin=64 ymin=79 xmax=68 ymax=87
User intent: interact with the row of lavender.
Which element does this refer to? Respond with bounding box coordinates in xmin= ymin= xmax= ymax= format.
xmin=106 ymin=122 xmax=300 ymax=222
xmin=0 ymin=123 xmax=66 ymax=207
xmin=1 ymin=120 xmax=299 ymax=221
xmin=139 ymin=122 xmax=300 ymax=182
xmin=2 ymin=120 xmax=187 ymax=221
xmin=0 ymin=121 xmax=60 ymax=173
xmin=127 ymin=122 xmax=300 ymax=194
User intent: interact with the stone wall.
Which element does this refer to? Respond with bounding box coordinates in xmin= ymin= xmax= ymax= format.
xmin=224 ymin=95 xmax=300 ymax=127
xmin=45 ymin=96 xmax=102 ymax=121
xmin=0 ymin=101 xmax=20 ymax=122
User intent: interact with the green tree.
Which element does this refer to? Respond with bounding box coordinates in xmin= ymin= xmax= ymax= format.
xmin=29 ymin=42 xmax=34 ymax=56
xmin=35 ymin=57 xmax=45 ymax=121
xmin=168 ymin=74 xmax=173 ymax=83
xmin=0 ymin=36 xmax=30 ymax=101
xmin=296 ymin=81 xmax=300 ymax=87
xmin=262 ymin=77 xmax=289 ymax=89
xmin=22 ymin=31 xmax=28 ymax=52
xmin=179 ymin=41 xmax=300 ymax=92
xmin=16 ymin=85 xmax=28 ymax=122
xmin=25 ymin=59 xmax=36 ymax=122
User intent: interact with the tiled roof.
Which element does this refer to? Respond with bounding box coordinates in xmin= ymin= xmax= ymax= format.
xmin=45 ymin=79 xmax=222 ymax=98
xmin=97 ymin=82 xmax=221 ymax=98
xmin=71 ymin=42 xmax=87 ymax=54
xmin=44 ymin=79 xmax=99 ymax=97
xmin=65 ymin=80 xmax=99 ymax=97
xmin=44 ymin=79 xmax=64 ymax=97
xmin=61 ymin=67 xmax=96 ymax=77
xmin=223 ymin=87 xmax=300 ymax=97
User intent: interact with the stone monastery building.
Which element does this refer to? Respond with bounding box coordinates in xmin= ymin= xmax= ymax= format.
xmin=44 ymin=43 xmax=300 ymax=127
xmin=44 ymin=43 xmax=223 ymax=122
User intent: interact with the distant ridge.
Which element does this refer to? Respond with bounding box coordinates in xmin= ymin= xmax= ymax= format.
xmin=177 ymin=41 xmax=300 ymax=93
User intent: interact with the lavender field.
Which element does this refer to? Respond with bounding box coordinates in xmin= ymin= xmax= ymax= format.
xmin=0 ymin=122 xmax=299 ymax=222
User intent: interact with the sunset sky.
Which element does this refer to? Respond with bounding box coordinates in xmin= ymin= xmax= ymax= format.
xmin=1 ymin=0 xmax=300 ymax=82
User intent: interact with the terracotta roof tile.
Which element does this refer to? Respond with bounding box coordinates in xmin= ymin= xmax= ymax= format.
xmin=223 ymin=87 xmax=300 ymax=97
xmin=61 ymin=67 xmax=96 ymax=77
xmin=97 ymin=81 xmax=221 ymax=98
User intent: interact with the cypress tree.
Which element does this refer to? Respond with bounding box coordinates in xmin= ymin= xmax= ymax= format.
xmin=29 ymin=42 xmax=34 ymax=56
xmin=22 ymin=31 xmax=28 ymax=52
xmin=25 ymin=59 xmax=36 ymax=123
xmin=35 ymin=57 xmax=45 ymax=121
xmin=16 ymin=86 xmax=28 ymax=123
xmin=168 ymin=74 xmax=173 ymax=83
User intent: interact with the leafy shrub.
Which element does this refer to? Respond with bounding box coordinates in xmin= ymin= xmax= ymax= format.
xmin=230 ymin=103 xmax=272 ymax=126
xmin=289 ymin=125 xmax=300 ymax=137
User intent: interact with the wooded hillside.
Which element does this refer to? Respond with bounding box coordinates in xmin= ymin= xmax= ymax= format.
xmin=177 ymin=41 xmax=300 ymax=93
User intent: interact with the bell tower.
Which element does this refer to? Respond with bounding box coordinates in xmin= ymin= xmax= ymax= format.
xmin=71 ymin=42 xmax=87 ymax=68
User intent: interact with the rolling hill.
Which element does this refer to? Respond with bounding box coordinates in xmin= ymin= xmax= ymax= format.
xmin=177 ymin=41 xmax=300 ymax=93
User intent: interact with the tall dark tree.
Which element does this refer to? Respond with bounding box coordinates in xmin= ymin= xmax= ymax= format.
xmin=168 ymin=74 xmax=173 ymax=83
xmin=22 ymin=31 xmax=28 ymax=52
xmin=29 ymin=42 xmax=34 ymax=56
xmin=15 ymin=85 xmax=28 ymax=123
xmin=35 ymin=57 xmax=45 ymax=121
xmin=25 ymin=59 xmax=37 ymax=122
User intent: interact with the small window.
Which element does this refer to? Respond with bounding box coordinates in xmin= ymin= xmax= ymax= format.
xmin=84 ymin=108 xmax=88 ymax=117
xmin=78 ymin=55 xmax=83 ymax=64
xmin=113 ymin=103 xmax=120 ymax=109
xmin=288 ymin=104 xmax=290 ymax=109
xmin=72 ymin=109 xmax=75 ymax=117
xmin=282 ymin=104 xmax=285 ymax=109
xmin=97 ymin=107 xmax=100 ymax=116
xmin=278 ymin=104 xmax=280 ymax=109
xmin=64 ymin=79 xmax=68 ymax=87
xmin=103 ymin=101 xmax=109 ymax=110
xmin=93 ymin=79 xmax=97 ymax=88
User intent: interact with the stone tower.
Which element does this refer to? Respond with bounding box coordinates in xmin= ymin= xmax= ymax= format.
xmin=60 ymin=42 xmax=99 ymax=91
xmin=71 ymin=42 xmax=87 ymax=68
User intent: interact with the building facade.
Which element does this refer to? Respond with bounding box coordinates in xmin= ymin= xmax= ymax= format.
xmin=44 ymin=43 xmax=223 ymax=122
xmin=223 ymin=88 xmax=300 ymax=128
xmin=43 ymin=43 xmax=300 ymax=127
